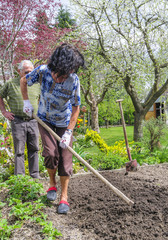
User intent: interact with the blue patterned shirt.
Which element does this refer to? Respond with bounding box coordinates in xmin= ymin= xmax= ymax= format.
xmin=26 ymin=65 xmax=81 ymax=127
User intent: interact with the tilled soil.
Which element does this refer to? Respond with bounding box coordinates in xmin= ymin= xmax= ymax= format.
xmin=67 ymin=164 xmax=168 ymax=240
xmin=5 ymin=163 xmax=168 ymax=239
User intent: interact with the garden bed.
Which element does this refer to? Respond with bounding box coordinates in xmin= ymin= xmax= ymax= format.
xmin=2 ymin=163 xmax=168 ymax=239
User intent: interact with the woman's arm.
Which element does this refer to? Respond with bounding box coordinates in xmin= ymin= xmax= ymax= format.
xmin=67 ymin=105 xmax=80 ymax=131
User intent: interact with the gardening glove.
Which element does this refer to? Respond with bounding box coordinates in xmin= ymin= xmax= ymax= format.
xmin=59 ymin=130 xmax=72 ymax=149
xmin=23 ymin=100 xmax=34 ymax=118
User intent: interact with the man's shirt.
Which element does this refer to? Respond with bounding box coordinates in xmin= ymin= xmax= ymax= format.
xmin=26 ymin=65 xmax=81 ymax=127
xmin=0 ymin=77 xmax=40 ymax=117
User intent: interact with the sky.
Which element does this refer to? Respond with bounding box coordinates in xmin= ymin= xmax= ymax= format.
xmin=59 ymin=0 xmax=78 ymax=15
xmin=60 ymin=0 xmax=72 ymax=9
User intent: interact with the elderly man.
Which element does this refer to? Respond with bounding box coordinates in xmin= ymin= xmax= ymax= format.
xmin=0 ymin=60 xmax=40 ymax=178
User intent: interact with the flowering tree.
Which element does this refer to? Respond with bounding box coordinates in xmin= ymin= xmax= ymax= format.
xmin=80 ymin=49 xmax=116 ymax=133
xmin=0 ymin=0 xmax=75 ymax=82
xmin=73 ymin=0 xmax=168 ymax=141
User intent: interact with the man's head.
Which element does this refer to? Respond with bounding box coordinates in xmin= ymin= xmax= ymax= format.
xmin=18 ymin=60 xmax=34 ymax=78
xmin=48 ymin=43 xmax=85 ymax=78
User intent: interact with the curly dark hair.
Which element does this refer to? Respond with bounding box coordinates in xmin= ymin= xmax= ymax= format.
xmin=48 ymin=43 xmax=85 ymax=77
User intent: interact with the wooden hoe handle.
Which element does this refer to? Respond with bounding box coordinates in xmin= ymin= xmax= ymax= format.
xmin=33 ymin=113 xmax=134 ymax=205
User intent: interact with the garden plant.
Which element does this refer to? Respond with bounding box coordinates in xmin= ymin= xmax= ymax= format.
xmin=0 ymin=175 xmax=62 ymax=239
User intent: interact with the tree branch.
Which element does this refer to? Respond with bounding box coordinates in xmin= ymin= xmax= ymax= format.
xmin=124 ymin=75 xmax=142 ymax=112
xmin=144 ymin=78 xmax=168 ymax=109
xmin=97 ymin=82 xmax=113 ymax=104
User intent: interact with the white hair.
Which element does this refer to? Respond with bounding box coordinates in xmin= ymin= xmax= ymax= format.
xmin=18 ymin=60 xmax=34 ymax=70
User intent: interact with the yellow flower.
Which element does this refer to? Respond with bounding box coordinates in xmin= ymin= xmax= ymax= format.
xmin=3 ymin=122 xmax=7 ymax=130
xmin=85 ymin=129 xmax=129 ymax=157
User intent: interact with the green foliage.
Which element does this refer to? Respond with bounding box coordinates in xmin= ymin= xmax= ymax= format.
xmin=0 ymin=175 xmax=62 ymax=239
xmin=40 ymin=220 xmax=62 ymax=239
xmin=9 ymin=200 xmax=45 ymax=220
xmin=87 ymin=151 xmax=127 ymax=170
xmin=131 ymin=141 xmax=168 ymax=165
xmin=142 ymin=117 xmax=167 ymax=152
xmin=72 ymin=139 xmax=89 ymax=173
xmin=74 ymin=116 xmax=88 ymax=135
xmin=0 ymin=218 xmax=21 ymax=239
xmin=38 ymin=154 xmax=48 ymax=177
xmin=122 ymin=97 xmax=135 ymax=125
xmin=5 ymin=175 xmax=44 ymax=201
xmin=0 ymin=112 xmax=5 ymax=124
xmin=56 ymin=6 xmax=76 ymax=28
xmin=82 ymin=125 xmax=168 ymax=170
xmin=99 ymin=98 xmax=120 ymax=126
xmin=0 ymin=123 xmax=3 ymax=136
xmin=0 ymin=122 xmax=48 ymax=181
xmin=100 ymin=125 xmax=133 ymax=146
xmin=98 ymin=90 xmax=135 ymax=126
xmin=0 ymin=121 xmax=14 ymax=181
xmin=74 ymin=134 xmax=94 ymax=148
xmin=74 ymin=125 xmax=87 ymax=135
xmin=24 ymin=145 xmax=29 ymax=175
xmin=0 ymin=202 xmax=6 ymax=208
xmin=84 ymin=129 xmax=134 ymax=170
xmin=85 ymin=129 xmax=133 ymax=156
xmin=85 ymin=129 xmax=111 ymax=153
xmin=0 ymin=165 xmax=12 ymax=182
xmin=156 ymin=144 xmax=168 ymax=163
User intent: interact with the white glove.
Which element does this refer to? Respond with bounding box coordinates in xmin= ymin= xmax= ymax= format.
xmin=23 ymin=100 xmax=34 ymax=118
xmin=59 ymin=130 xmax=72 ymax=149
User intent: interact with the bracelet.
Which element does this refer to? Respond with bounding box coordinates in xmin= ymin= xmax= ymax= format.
xmin=66 ymin=129 xmax=72 ymax=134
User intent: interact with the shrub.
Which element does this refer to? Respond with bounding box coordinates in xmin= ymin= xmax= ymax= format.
xmin=85 ymin=129 xmax=111 ymax=153
xmin=143 ymin=117 xmax=167 ymax=152
xmin=85 ymin=129 xmax=134 ymax=157
xmin=131 ymin=140 xmax=168 ymax=165
xmin=86 ymin=152 xmax=127 ymax=170
xmin=0 ymin=121 xmax=14 ymax=180
xmin=84 ymin=129 xmax=133 ymax=170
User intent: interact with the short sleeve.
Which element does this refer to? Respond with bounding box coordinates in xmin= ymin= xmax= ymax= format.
xmin=26 ymin=65 xmax=46 ymax=86
xmin=70 ymin=75 xmax=81 ymax=106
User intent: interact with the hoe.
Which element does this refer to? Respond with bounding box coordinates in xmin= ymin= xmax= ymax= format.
xmin=33 ymin=113 xmax=134 ymax=206
xmin=116 ymin=99 xmax=137 ymax=175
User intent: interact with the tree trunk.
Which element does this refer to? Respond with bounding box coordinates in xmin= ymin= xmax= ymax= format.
xmin=133 ymin=111 xmax=145 ymax=141
xmin=105 ymin=119 xmax=109 ymax=128
xmin=91 ymin=104 xmax=100 ymax=133
xmin=1 ymin=60 xmax=6 ymax=83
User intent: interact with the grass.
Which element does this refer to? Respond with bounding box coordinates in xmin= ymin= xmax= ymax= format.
xmin=159 ymin=128 xmax=168 ymax=147
xmin=100 ymin=125 xmax=133 ymax=145
xmin=74 ymin=124 xmax=168 ymax=171
xmin=83 ymin=125 xmax=168 ymax=156
xmin=84 ymin=125 xmax=134 ymax=155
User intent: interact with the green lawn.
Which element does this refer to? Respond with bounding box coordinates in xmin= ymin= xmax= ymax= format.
xmin=84 ymin=125 xmax=168 ymax=155
xmin=84 ymin=125 xmax=134 ymax=155
xmin=99 ymin=125 xmax=134 ymax=145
